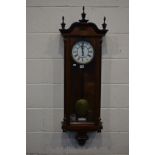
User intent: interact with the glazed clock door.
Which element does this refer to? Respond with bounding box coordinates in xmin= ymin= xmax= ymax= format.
xmin=70 ymin=38 xmax=100 ymax=125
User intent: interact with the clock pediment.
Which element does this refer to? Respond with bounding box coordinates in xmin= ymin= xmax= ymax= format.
xmin=60 ymin=22 xmax=108 ymax=37
xmin=59 ymin=6 xmax=108 ymax=37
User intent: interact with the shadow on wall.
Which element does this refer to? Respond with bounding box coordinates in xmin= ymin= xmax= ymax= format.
xmin=60 ymin=132 xmax=113 ymax=154
xmin=102 ymin=36 xmax=108 ymax=56
xmin=47 ymin=132 xmax=104 ymax=149
xmin=58 ymin=35 xmax=64 ymax=57
xmin=45 ymin=34 xmax=64 ymax=58
xmin=63 ymin=132 xmax=103 ymax=148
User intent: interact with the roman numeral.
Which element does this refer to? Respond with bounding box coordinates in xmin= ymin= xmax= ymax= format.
xmin=74 ymin=54 xmax=78 ymax=57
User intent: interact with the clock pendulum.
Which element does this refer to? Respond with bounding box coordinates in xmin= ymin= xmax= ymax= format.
xmin=59 ymin=6 xmax=108 ymax=145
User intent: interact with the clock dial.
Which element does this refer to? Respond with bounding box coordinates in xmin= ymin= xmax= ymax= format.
xmin=72 ymin=41 xmax=94 ymax=64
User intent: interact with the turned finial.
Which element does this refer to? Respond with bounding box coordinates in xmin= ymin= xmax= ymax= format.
xmin=61 ymin=16 xmax=66 ymax=30
xmin=102 ymin=16 xmax=107 ymax=30
xmin=81 ymin=6 xmax=86 ymax=20
xmin=79 ymin=6 xmax=88 ymax=23
xmin=82 ymin=6 xmax=85 ymax=13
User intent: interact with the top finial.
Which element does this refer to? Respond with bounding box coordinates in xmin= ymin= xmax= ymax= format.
xmin=83 ymin=6 xmax=85 ymax=13
xmin=62 ymin=16 xmax=64 ymax=22
xmin=79 ymin=6 xmax=88 ymax=23
xmin=104 ymin=17 xmax=106 ymax=23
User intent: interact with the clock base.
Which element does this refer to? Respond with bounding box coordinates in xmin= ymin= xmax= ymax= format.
xmin=62 ymin=119 xmax=103 ymax=145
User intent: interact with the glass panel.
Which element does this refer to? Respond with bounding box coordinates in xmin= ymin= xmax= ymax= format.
xmin=70 ymin=61 xmax=96 ymax=123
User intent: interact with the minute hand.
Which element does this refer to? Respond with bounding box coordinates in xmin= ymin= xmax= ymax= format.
xmin=81 ymin=42 xmax=84 ymax=56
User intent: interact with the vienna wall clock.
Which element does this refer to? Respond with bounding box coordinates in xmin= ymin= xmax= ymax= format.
xmin=59 ymin=6 xmax=108 ymax=145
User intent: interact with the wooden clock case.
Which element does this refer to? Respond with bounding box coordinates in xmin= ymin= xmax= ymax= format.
xmin=59 ymin=6 xmax=108 ymax=145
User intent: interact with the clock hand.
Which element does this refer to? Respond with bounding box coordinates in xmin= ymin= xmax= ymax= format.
xmin=81 ymin=42 xmax=84 ymax=57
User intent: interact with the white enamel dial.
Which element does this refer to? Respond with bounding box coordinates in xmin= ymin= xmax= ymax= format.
xmin=72 ymin=41 xmax=94 ymax=64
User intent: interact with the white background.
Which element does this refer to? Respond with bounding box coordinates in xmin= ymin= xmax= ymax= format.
xmin=0 ymin=0 xmax=155 ymax=155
